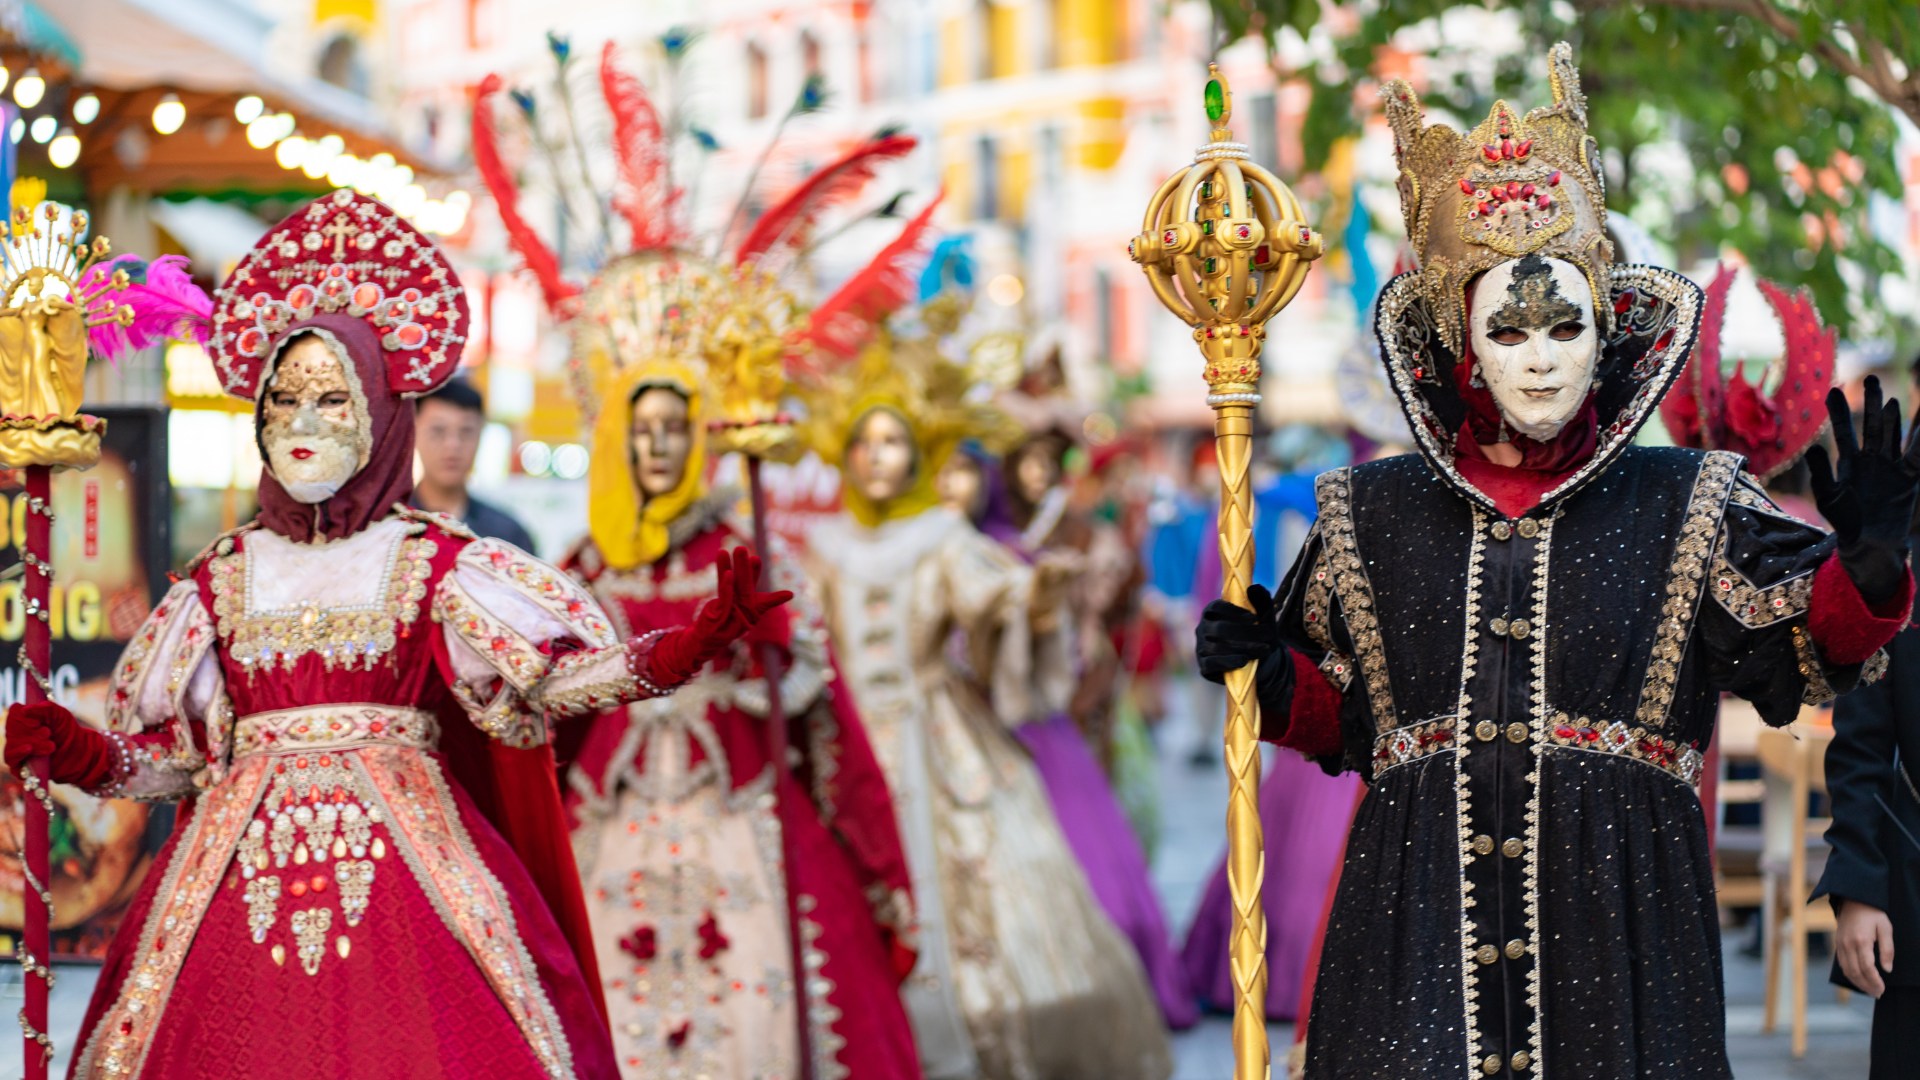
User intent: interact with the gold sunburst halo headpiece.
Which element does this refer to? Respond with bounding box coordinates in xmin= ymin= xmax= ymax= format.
xmin=0 ymin=201 xmax=135 ymax=469
xmin=1380 ymin=41 xmax=1613 ymax=357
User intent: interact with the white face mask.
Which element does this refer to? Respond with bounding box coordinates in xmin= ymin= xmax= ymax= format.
xmin=1469 ymin=255 xmax=1599 ymax=442
xmin=260 ymin=335 xmax=370 ymax=503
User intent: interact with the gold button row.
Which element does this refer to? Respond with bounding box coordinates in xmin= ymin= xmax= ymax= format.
xmin=1488 ymin=519 xmax=1542 ymax=542
xmin=1487 ymin=617 xmax=1532 ymax=640
xmin=1479 ymin=1050 xmax=1534 ymax=1073
xmin=1470 ymin=834 xmax=1527 ymax=859
xmin=1475 ymin=939 xmax=1529 ymax=965
xmin=1473 ymin=721 xmax=1530 ymax=743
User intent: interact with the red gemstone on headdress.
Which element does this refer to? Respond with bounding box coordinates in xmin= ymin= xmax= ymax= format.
xmin=1654 ymin=327 xmax=1675 ymax=352
xmin=1483 ymin=145 xmax=1501 ymax=163
xmin=1614 ymin=290 xmax=1636 ymax=315
xmin=326 ymin=264 xmax=349 ymax=279
xmin=287 ymin=284 xmax=317 ymax=314
xmin=393 ymin=323 xmax=428 ymax=349
xmin=352 ymin=282 xmax=383 ymax=311
xmin=401 ymin=288 xmax=422 ymax=303
xmin=1459 ymin=178 xmax=1476 ymax=196
xmin=1505 ymin=181 xmax=1522 ymax=200
xmin=1501 ymin=138 xmax=1514 ymax=160
xmin=1515 ymin=139 xmax=1533 ymax=160
xmin=1548 ymin=170 xmax=1562 ymax=186
xmin=1521 ymin=183 xmax=1536 ymax=198
xmin=236 ymin=327 xmax=266 ymax=356
xmin=1536 ymin=195 xmax=1552 ymax=209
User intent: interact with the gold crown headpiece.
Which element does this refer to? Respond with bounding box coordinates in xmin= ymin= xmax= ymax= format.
xmin=2 ymin=202 xmax=134 ymax=328
xmin=795 ymin=294 xmax=1023 ymax=471
xmin=1381 ymin=42 xmax=1613 ymax=356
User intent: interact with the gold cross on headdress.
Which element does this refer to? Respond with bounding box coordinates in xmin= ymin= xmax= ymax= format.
xmin=322 ymin=214 xmax=361 ymax=260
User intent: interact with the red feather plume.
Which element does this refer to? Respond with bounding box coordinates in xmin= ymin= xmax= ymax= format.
xmin=600 ymin=42 xmax=676 ymax=253
xmin=736 ymin=132 xmax=918 ymax=266
xmin=472 ymin=74 xmax=577 ymax=313
xmin=796 ymin=193 xmax=942 ymax=363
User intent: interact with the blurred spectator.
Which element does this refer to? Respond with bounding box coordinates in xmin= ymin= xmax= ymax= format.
xmin=411 ymin=378 xmax=536 ymax=551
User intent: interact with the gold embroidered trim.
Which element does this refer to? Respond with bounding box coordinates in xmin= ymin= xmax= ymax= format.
xmin=1633 ymin=451 xmax=1741 ymax=728
xmin=1728 ymin=476 xmax=1814 ymax=526
xmin=358 ymin=750 xmax=576 ymax=1078
xmin=1544 ymin=714 xmax=1706 ymax=786
xmin=1300 ymin=531 xmax=1338 ymax=656
xmin=1317 ymin=650 xmax=1355 ymax=692
xmin=1792 ymin=625 xmax=1839 ymax=706
xmin=75 ymin=758 xmax=272 ymax=1079
xmin=207 ymin=531 xmax=437 ymax=672
xmin=1369 ymin=717 xmax=1458 ymax=777
xmin=798 ymin=894 xmax=852 ymax=1080
xmin=529 ymin=647 xmax=643 ymax=721
xmin=1518 ymin=514 xmax=1553 ymax=1075
xmin=1452 ymin=506 xmax=1490 ymax=1072
xmin=1315 ymin=468 xmax=1397 ymax=731
xmin=1708 ymin=536 xmax=1813 ymax=629
xmin=460 ymin=538 xmax=618 ymax=648
xmin=232 ymin=704 xmax=439 ymax=757
xmin=1863 ymin=647 xmax=1891 ymax=687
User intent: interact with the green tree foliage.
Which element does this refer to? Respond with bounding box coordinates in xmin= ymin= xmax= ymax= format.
xmin=1211 ymin=1 xmax=1917 ymax=345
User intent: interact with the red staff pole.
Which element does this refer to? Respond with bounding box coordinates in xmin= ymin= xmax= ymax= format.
xmin=744 ymin=455 xmax=815 ymax=1080
xmin=19 ymin=465 xmax=55 ymax=1080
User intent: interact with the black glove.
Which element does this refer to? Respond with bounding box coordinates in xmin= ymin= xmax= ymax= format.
xmin=1194 ymin=585 xmax=1297 ymax=718
xmin=1807 ymin=375 xmax=1920 ymax=605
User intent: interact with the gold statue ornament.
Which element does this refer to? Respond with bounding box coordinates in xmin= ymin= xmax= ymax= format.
xmin=0 ymin=202 xmax=132 ymax=468
xmin=1127 ymin=64 xmax=1323 ymax=1080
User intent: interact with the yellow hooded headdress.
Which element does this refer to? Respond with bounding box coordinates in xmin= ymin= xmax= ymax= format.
xmin=796 ymin=297 xmax=1023 ymax=527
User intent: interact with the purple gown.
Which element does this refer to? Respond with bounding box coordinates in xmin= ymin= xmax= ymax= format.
xmin=964 ymin=447 xmax=1197 ymax=1029
xmin=1180 ymin=746 xmax=1362 ymax=1020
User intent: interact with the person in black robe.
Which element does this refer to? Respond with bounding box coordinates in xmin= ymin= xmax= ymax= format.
xmin=1194 ymin=43 xmax=1920 ymax=1078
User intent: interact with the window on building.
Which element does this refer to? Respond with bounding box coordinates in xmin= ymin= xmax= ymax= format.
xmin=974 ymin=0 xmax=995 ymax=81
xmin=317 ymin=34 xmax=370 ymax=97
xmin=976 ymin=135 xmax=999 ymax=220
xmin=801 ymin=31 xmax=823 ymax=81
xmin=746 ymin=42 xmax=769 ymax=119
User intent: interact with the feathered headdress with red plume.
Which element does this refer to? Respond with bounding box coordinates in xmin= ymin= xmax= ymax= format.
xmin=1659 ymin=263 xmax=1834 ymax=481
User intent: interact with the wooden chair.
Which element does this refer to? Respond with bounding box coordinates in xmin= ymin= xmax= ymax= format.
xmin=1713 ymin=699 xmax=1768 ymax=912
xmin=1756 ymin=721 xmax=1849 ymax=1058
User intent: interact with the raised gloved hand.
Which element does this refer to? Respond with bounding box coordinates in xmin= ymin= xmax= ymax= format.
xmin=1195 ymin=584 xmax=1297 ymax=716
xmin=5 ymin=702 xmax=114 ymax=790
xmin=642 ymin=547 xmax=795 ymax=688
xmin=1808 ymin=375 xmax=1920 ymax=605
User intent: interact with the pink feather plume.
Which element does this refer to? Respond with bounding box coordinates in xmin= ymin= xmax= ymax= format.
xmin=472 ymin=74 xmax=578 ymax=313
xmin=600 ymin=42 xmax=676 ymax=253
xmin=736 ymin=132 xmax=919 ymax=266
xmin=796 ymin=193 xmax=942 ymax=362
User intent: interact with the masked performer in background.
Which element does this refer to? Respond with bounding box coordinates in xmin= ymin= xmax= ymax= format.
xmin=3 ymin=191 xmax=789 ymax=1080
xmin=951 ymin=379 xmax=1194 ymax=1029
xmin=1195 ymin=45 xmax=1920 ymax=1078
xmin=798 ymin=305 xmax=1172 ymax=1080
xmin=471 ymin=50 xmax=937 ymax=1076
xmin=555 ymin=261 xmax=919 ymax=1080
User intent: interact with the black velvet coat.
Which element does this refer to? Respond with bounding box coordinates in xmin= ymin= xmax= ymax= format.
xmin=1281 ymin=265 xmax=1877 ymax=1079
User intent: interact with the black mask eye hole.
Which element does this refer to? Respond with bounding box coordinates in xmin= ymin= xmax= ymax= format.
xmin=1548 ymin=321 xmax=1586 ymax=341
xmin=1487 ymin=326 xmax=1529 ymax=346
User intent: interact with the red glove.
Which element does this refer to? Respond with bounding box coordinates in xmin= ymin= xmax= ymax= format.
xmin=5 ymin=702 xmax=115 ymax=790
xmin=638 ymin=547 xmax=794 ymax=688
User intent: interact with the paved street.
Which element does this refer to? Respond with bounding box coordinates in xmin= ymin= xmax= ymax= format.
xmin=2 ymin=679 xmax=1878 ymax=1077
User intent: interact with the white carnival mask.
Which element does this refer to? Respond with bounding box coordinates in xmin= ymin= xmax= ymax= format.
xmin=260 ymin=334 xmax=371 ymax=503
xmin=1469 ymin=254 xmax=1599 ymax=442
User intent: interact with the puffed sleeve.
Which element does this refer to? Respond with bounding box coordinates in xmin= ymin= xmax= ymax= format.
xmin=940 ymin=527 xmax=1072 ymax=725
xmin=96 ymin=579 xmax=225 ymax=801
xmin=433 ymin=538 xmax=666 ymax=748
xmin=1696 ymin=474 xmax=1898 ymax=726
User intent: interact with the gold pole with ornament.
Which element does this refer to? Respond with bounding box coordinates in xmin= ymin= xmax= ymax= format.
xmin=1127 ymin=64 xmax=1322 ymax=1080
xmin=0 ymin=200 xmax=132 ymax=1080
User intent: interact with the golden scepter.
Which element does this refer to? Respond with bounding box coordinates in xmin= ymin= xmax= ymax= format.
xmin=1128 ymin=64 xmax=1322 ymax=1080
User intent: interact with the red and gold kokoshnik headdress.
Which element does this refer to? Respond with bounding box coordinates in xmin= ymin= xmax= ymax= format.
xmin=208 ymin=189 xmax=470 ymax=400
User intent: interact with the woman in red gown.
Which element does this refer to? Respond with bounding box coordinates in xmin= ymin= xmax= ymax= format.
xmin=556 ymin=269 xmax=919 ymax=1078
xmin=3 ymin=191 xmax=788 ymax=1080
